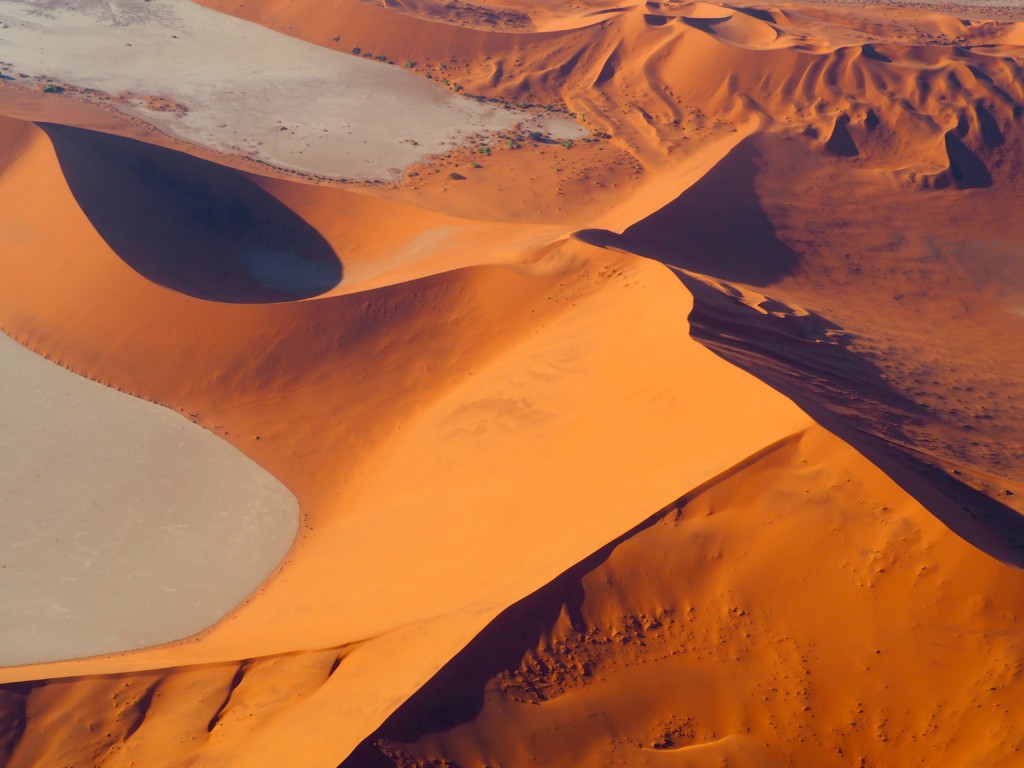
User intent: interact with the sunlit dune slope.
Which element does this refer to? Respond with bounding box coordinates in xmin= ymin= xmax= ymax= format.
xmin=189 ymin=1 xmax=1024 ymax=520
xmin=0 ymin=115 xmax=808 ymax=766
xmin=348 ymin=425 xmax=1024 ymax=767
xmin=580 ymin=126 xmax=1024 ymax=555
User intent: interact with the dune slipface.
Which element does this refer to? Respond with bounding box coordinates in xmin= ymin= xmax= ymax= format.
xmin=0 ymin=331 xmax=298 ymax=667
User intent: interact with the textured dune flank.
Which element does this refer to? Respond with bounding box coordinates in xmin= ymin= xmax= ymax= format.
xmin=1 ymin=0 xmax=1024 ymax=767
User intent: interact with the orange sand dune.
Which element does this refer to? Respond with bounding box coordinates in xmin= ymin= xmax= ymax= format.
xmin=3 ymin=0 xmax=1024 ymax=765
xmin=0 ymin=116 xmax=807 ymax=765
xmin=348 ymin=426 xmax=1024 ymax=766
xmin=581 ymin=128 xmax=1024 ymax=520
xmin=197 ymin=0 xmax=1024 ymax=229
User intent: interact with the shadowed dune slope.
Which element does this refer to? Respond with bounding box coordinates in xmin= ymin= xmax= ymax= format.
xmin=0 ymin=115 xmax=809 ymax=766
xmin=41 ymin=123 xmax=342 ymax=303
xmin=577 ymin=138 xmax=800 ymax=286
xmin=573 ymin=126 xmax=1024 ymax=566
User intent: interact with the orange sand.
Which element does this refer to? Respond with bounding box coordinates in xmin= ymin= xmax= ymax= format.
xmin=2 ymin=0 xmax=1024 ymax=765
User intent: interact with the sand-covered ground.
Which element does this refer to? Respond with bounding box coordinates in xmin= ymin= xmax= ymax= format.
xmin=0 ymin=332 xmax=298 ymax=667
xmin=795 ymin=0 xmax=1024 ymax=22
xmin=0 ymin=0 xmax=582 ymax=180
xmin=1 ymin=0 xmax=1024 ymax=766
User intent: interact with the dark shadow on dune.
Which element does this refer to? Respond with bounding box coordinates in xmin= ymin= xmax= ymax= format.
xmin=974 ymin=102 xmax=1005 ymax=149
xmin=675 ymin=273 xmax=1024 ymax=570
xmin=340 ymin=470 xmax=731 ymax=767
xmin=731 ymin=6 xmax=776 ymax=23
xmin=578 ymin=138 xmax=799 ymax=287
xmin=826 ymin=114 xmax=859 ymax=157
xmin=861 ymin=43 xmax=892 ymax=63
xmin=944 ymin=130 xmax=992 ymax=189
xmin=643 ymin=12 xmax=670 ymax=25
xmin=40 ymin=123 xmax=341 ymax=303
xmin=0 ymin=683 xmax=27 ymax=765
xmin=681 ymin=15 xmax=730 ymax=34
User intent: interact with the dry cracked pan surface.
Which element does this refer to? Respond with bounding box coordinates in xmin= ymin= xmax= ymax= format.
xmin=2 ymin=0 xmax=1024 ymax=766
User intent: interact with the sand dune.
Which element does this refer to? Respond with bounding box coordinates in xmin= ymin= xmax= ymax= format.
xmin=348 ymin=426 xmax=1024 ymax=766
xmin=42 ymin=123 xmax=343 ymax=303
xmin=0 ymin=116 xmax=809 ymax=765
xmin=2 ymin=0 xmax=1024 ymax=765
xmin=196 ymin=0 xmax=1024 ymax=226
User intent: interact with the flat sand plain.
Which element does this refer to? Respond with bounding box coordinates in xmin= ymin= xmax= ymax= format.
xmin=0 ymin=331 xmax=297 ymax=667
xmin=0 ymin=0 xmax=583 ymax=180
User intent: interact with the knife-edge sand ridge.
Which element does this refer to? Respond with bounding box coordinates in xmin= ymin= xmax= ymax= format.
xmin=0 ymin=331 xmax=298 ymax=667
xmin=0 ymin=0 xmax=584 ymax=181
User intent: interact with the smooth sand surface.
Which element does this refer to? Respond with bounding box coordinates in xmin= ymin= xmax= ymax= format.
xmin=2 ymin=0 xmax=1024 ymax=765
xmin=0 ymin=332 xmax=298 ymax=667
xmin=0 ymin=0 xmax=583 ymax=180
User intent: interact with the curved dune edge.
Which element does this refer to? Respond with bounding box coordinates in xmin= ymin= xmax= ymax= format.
xmin=0 ymin=0 xmax=584 ymax=182
xmin=345 ymin=424 xmax=1024 ymax=766
xmin=0 ymin=117 xmax=810 ymax=766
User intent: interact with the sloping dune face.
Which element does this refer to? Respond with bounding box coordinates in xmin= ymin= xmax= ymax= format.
xmin=208 ymin=0 xmax=1024 ymax=508
xmin=41 ymin=123 xmax=342 ymax=303
xmin=2 ymin=0 xmax=1024 ymax=767
xmin=0 ymin=329 xmax=298 ymax=666
xmin=349 ymin=427 xmax=1024 ymax=767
